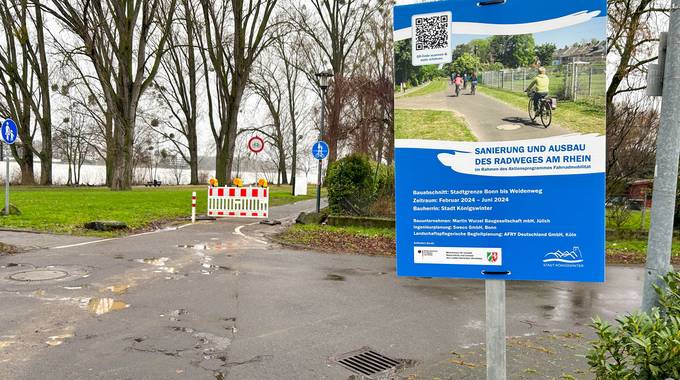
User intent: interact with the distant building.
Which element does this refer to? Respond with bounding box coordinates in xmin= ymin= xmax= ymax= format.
xmin=553 ymin=40 xmax=606 ymax=65
xmin=628 ymin=179 xmax=653 ymax=208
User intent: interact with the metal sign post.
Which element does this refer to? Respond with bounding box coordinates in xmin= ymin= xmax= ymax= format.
xmin=1 ymin=119 xmax=18 ymax=216
xmin=312 ymin=140 xmax=329 ymax=213
xmin=486 ymin=280 xmax=506 ymax=380
xmin=643 ymin=1 xmax=680 ymax=310
xmin=4 ymin=144 xmax=8 ymax=215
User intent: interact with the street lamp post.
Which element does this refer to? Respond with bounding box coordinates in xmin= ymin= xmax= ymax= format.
xmin=315 ymin=71 xmax=333 ymax=213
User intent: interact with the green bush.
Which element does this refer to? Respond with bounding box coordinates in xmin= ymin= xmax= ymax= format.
xmin=326 ymin=154 xmax=375 ymax=214
xmin=374 ymin=164 xmax=395 ymax=198
xmin=587 ymin=272 xmax=680 ymax=379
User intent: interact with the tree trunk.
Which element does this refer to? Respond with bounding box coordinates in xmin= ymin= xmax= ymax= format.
xmin=109 ymin=112 xmax=135 ymax=191
xmin=14 ymin=148 xmax=35 ymax=185
xmin=278 ymin=141 xmax=288 ymax=185
xmin=188 ymin=121 xmax=199 ymax=184
xmin=35 ymin=2 xmax=52 ymax=185
xmin=105 ymin=111 xmax=114 ymax=187
xmin=290 ymin=138 xmax=297 ymax=195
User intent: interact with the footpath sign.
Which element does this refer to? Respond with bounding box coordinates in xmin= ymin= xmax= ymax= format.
xmin=1 ymin=118 xmax=17 ymax=216
xmin=394 ymin=0 xmax=607 ymax=283
xmin=1 ymin=119 xmax=17 ymax=144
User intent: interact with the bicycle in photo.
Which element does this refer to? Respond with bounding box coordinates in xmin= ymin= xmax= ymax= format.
xmin=527 ymin=91 xmax=553 ymax=128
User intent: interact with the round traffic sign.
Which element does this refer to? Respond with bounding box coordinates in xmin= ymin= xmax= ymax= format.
xmin=248 ymin=136 xmax=264 ymax=154
xmin=1 ymin=119 xmax=18 ymax=145
xmin=312 ymin=141 xmax=329 ymax=160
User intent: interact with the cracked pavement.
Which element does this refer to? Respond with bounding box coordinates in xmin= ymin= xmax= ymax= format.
xmin=0 ymin=199 xmax=643 ymax=379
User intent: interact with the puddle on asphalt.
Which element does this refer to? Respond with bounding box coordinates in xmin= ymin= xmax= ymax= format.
xmin=162 ymin=308 xmax=188 ymax=321
xmin=178 ymin=242 xmax=231 ymax=251
xmin=133 ymin=257 xmax=176 ymax=274
xmin=85 ymin=298 xmax=130 ymax=315
xmin=46 ymin=333 xmax=73 ymax=347
xmin=104 ymin=284 xmax=132 ymax=295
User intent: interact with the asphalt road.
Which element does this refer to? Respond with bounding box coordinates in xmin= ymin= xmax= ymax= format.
xmin=0 ymin=199 xmax=643 ymax=379
xmin=396 ymin=83 xmax=572 ymax=142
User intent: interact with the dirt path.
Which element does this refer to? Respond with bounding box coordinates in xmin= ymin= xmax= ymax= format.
xmin=396 ymin=83 xmax=572 ymax=142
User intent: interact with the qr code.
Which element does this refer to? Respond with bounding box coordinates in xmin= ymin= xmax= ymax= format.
xmin=414 ymin=14 xmax=449 ymax=51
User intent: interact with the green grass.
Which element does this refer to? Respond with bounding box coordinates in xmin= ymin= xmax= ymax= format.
xmin=0 ymin=184 xmax=323 ymax=236
xmin=607 ymin=209 xmax=651 ymax=231
xmin=290 ymin=223 xmax=395 ymax=238
xmin=478 ymin=85 xmax=605 ymax=135
xmin=607 ymin=239 xmax=680 ymax=262
xmin=395 ymin=109 xmax=477 ymax=141
xmin=401 ymin=78 xmax=448 ymax=98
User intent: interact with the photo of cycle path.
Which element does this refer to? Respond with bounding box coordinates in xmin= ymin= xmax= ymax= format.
xmin=395 ymin=20 xmax=606 ymax=143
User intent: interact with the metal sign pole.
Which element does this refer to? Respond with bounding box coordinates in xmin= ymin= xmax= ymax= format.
xmin=4 ymin=143 xmax=8 ymax=215
xmin=316 ymin=89 xmax=326 ymax=213
xmin=642 ymin=0 xmax=680 ymax=310
xmin=486 ymin=279 xmax=506 ymax=380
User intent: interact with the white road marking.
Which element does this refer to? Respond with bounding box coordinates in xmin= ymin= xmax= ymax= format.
xmin=51 ymin=222 xmax=203 ymax=249
xmin=234 ymin=223 xmax=268 ymax=245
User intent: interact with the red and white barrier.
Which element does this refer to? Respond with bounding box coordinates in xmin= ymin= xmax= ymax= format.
xmin=191 ymin=192 xmax=196 ymax=223
xmin=207 ymin=186 xmax=269 ymax=218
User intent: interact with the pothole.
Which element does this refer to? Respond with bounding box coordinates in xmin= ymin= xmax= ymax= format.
xmin=10 ymin=270 xmax=70 ymax=282
xmin=496 ymin=124 xmax=522 ymax=131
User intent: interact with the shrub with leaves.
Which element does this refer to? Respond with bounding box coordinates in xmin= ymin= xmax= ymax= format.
xmin=326 ymin=154 xmax=376 ymax=214
xmin=587 ymin=272 xmax=680 ymax=379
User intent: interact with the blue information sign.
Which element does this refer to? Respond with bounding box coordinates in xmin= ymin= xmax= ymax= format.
xmin=312 ymin=141 xmax=329 ymax=160
xmin=1 ymin=119 xmax=17 ymax=145
xmin=394 ymin=0 xmax=606 ymax=282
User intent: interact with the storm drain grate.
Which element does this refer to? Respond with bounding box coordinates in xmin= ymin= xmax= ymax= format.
xmin=333 ymin=347 xmax=402 ymax=379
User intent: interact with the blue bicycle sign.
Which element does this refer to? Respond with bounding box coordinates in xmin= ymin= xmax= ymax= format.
xmin=312 ymin=141 xmax=329 ymax=160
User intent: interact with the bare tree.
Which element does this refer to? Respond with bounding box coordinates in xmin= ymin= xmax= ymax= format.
xmin=153 ymin=0 xmax=201 ymax=184
xmin=607 ymin=0 xmax=669 ymax=109
xmin=199 ymin=0 xmax=280 ymax=184
xmin=250 ymin=59 xmax=289 ymax=184
xmin=291 ymin=0 xmax=373 ymax=164
xmin=607 ymin=100 xmax=659 ymax=195
xmin=0 ymin=0 xmax=53 ymax=184
xmin=273 ymin=29 xmax=310 ymax=192
xmin=45 ymin=0 xmax=178 ymax=190
xmin=54 ymin=103 xmax=93 ymax=185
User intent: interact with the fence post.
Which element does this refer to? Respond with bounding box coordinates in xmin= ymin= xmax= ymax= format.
xmin=523 ymin=68 xmax=526 ymax=90
xmin=573 ymin=64 xmax=579 ymax=101
xmin=510 ymin=70 xmax=514 ymax=91
xmin=563 ymin=65 xmax=569 ymax=99
xmin=588 ymin=66 xmax=593 ymax=97
xmin=191 ymin=191 xmax=196 ymax=224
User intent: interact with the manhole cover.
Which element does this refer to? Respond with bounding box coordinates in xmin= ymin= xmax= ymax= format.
xmin=496 ymin=124 xmax=522 ymax=131
xmin=332 ymin=347 xmax=403 ymax=379
xmin=9 ymin=270 xmax=69 ymax=282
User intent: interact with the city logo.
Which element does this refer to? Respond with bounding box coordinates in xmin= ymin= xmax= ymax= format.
xmin=487 ymin=251 xmax=499 ymax=263
xmin=543 ymin=246 xmax=584 ymax=264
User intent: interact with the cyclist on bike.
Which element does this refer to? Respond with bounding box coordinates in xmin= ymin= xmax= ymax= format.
xmin=453 ymin=74 xmax=463 ymax=97
xmin=525 ymin=67 xmax=549 ymax=111
xmin=470 ymin=72 xmax=478 ymax=95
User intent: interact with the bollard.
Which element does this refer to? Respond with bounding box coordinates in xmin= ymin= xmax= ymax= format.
xmin=191 ymin=191 xmax=196 ymax=224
